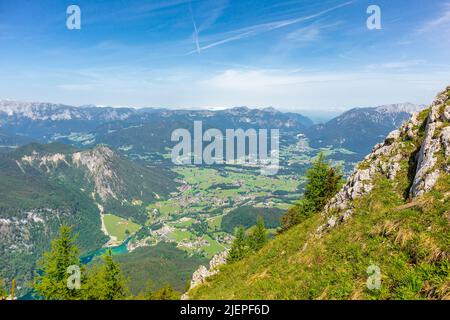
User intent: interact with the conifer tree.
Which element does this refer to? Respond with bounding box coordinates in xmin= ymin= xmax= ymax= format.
xmin=83 ymin=249 xmax=129 ymax=300
xmin=227 ymin=226 xmax=249 ymax=263
xmin=102 ymin=249 xmax=129 ymax=300
xmin=304 ymin=153 xmax=342 ymax=212
xmin=248 ymin=217 xmax=268 ymax=252
xmin=33 ymin=225 xmax=82 ymax=300
xmin=280 ymin=153 xmax=342 ymax=232
xmin=82 ymin=263 xmax=104 ymax=300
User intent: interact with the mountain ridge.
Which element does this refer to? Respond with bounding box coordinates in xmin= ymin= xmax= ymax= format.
xmin=306 ymin=102 xmax=425 ymax=155
xmin=0 ymin=99 xmax=423 ymax=161
xmin=188 ymin=86 xmax=450 ymax=300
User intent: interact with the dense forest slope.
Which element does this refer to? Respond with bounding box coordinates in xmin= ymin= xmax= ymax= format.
xmin=0 ymin=143 xmax=176 ymax=294
xmin=189 ymin=87 xmax=450 ymax=300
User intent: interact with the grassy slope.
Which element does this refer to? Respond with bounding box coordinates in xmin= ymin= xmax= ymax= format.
xmin=189 ymin=112 xmax=450 ymax=300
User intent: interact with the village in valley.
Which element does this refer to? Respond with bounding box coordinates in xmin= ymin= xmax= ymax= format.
xmin=102 ymin=137 xmax=354 ymax=259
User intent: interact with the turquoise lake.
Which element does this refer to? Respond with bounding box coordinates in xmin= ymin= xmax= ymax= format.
xmin=80 ymin=238 xmax=130 ymax=264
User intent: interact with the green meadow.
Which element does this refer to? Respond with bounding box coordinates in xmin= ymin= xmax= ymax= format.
xmin=103 ymin=213 xmax=142 ymax=241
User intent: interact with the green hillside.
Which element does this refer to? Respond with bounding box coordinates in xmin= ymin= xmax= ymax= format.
xmin=190 ymin=176 xmax=449 ymax=299
xmin=188 ymin=87 xmax=450 ymax=300
xmin=0 ymin=142 xmax=177 ymax=295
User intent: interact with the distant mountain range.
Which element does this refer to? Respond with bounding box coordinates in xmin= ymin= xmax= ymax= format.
xmin=306 ymin=103 xmax=425 ymax=155
xmin=0 ymin=100 xmax=423 ymax=157
xmin=0 ymin=100 xmax=134 ymax=121
xmin=0 ymin=101 xmax=312 ymax=151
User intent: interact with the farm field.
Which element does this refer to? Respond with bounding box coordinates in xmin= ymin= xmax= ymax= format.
xmin=103 ymin=213 xmax=142 ymax=241
xmin=114 ymin=141 xmax=354 ymax=260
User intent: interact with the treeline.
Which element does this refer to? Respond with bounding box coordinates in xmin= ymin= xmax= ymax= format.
xmin=227 ymin=217 xmax=268 ymax=263
xmin=226 ymin=153 xmax=342 ymax=263
xmin=31 ymin=226 xmax=180 ymax=300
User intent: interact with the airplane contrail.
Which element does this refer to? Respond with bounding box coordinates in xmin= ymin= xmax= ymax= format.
xmin=189 ymin=0 xmax=201 ymax=54
xmin=187 ymin=0 xmax=355 ymax=55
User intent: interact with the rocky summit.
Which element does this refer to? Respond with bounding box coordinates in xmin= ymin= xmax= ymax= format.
xmin=318 ymin=86 xmax=450 ymax=234
xmin=188 ymin=86 xmax=450 ymax=300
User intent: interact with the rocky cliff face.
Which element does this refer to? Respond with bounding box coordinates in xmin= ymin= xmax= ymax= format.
xmin=73 ymin=145 xmax=124 ymax=201
xmin=182 ymin=250 xmax=228 ymax=299
xmin=18 ymin=144 xmax=125 ymax=202
xmin=318 ymin=86 xmax=450 ymax=235
xmin=411 ymin=91 xmax=450 ymax=197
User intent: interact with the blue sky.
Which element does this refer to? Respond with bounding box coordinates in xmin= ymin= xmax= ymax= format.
xmin=0 ymin=0 xmax=449 ymax=112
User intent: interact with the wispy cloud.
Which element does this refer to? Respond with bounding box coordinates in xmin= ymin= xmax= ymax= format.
xmin=58 ymin=84 xmax=97 ymax=92
xmin=196 ymin=0 xmax=228 ymax=33
xmin=197 ymin=67 xmax=450 ymax=110
xmin=365 ymin=60 xmax=426 ymax=70
xmin=187 ymin=0 xmax=228 ymax=54
xmin=2 ymin=63 xmax=449 ymax=111
xmin=417 ymin=2 xmax=450 ymax=33
xmin=187 ymin=1 xmax=354 ymax=54
xmin=285 ymin=26 xmax=321 ymax=43
xmin=83 ymin=0 xmax=191 ymax=24
xmin=272 ymin=20 xmax=343 ymax=55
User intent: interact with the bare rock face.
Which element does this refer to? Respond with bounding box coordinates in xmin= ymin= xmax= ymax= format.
xmin=190 ymin=250 xmax=228 ymax=289
xmin=20 ymin=152 xmax=69 ymax=171
xmin=182 ymin=250 xmax=228 ymax=299
xmin=320 ymin=116 xmax=416 ymax=229
xmin=443 ymin=105 xmax=450 ymax=122
xmin=209 ymin=249 xmax=229 ymax=270
xmin=190 ymin=265 xmax=210 ymax=288
xmin=317 ymin=85 xmax=450 ymax=235
xmin=73 ymin=145 xmax=123 ymax=201
xmin=441 ymin=126 xmax=450 ymax=161
xmin=16 ymin=144 xmax=126 ymax=203
xmin=410 ymin=87 xmax=450 ymax=197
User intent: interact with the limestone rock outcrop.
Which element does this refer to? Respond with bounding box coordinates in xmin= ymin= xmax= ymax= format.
xmin=410 ymin=88 xmax=450 ymax=197
xmin=317 ymin=85 xmax=450 ymax=235
xmin=182 ymin=250 xmax=228 ymax=299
